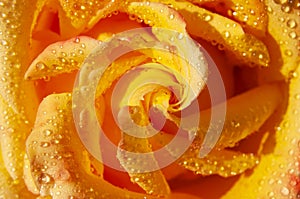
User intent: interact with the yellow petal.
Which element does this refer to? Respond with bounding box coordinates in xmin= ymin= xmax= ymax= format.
xmin=25 ymin=36 xmax=100 ymax=80
xmin=171 ymin=83 xmax=282 ymax=156
xmin=57 ymin=0 xmax=120 ymax=30
xmin=222 ymin=1 xmax=300 ymax=198
xmin=0 ymin=0 xmax=39 ymax=179
xmin=118 ymin=133 xmax=171 ymax=196
xmin=223 ymin=60 xmax=300 ymax=199
xmin=187 ymin=0 xmax=268 ymax=38
xmin=151 ymin=0 xmax=270 ymax=67
xmin=179 ymin=149 xmax=259 ymax=177
xmin=0 ymin=149 xmax=36 ymax=198
xmin=258 ymin=0 xmax=300 ymax=82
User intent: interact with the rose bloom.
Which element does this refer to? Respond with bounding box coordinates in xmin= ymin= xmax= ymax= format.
xmin=0 ymin=0 xmax=299 ymax=198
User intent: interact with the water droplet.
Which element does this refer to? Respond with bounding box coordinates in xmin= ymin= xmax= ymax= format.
xmin=280 ymin=186 xmax=290 ymax=196
xmin=177 ymin=33 xmax=184 ymax=40
xmin=43 ymin=129 xmax=53 ymax=136
xmin=223 ymin=31 xmax=230 ymax=38
xmin=38 ymin=173 xmax=52 ymax=184
xmin=36 ymin=62 xmax=46 ymax=70
xmin=129 ymin=14 xmax=137 ymax=21
xmin=203 ymin=14 xmax=212 ymax=22
xmin=74 ymin=37 xmax=80 ymax=43
xmin=288 ymin=31 xmax=297 ymax=39
xmin=169 ymin=14 xmax=174 ymax=20
xmin=284 ymin=49 xmax=293 ymax=56
xmin=1 ymin=39 xmax=8 ymax=46
xmin=281 ymin=4 xmax=291 ymax=13
xmin=287 ymin=19 xmax=297 ymax=28
xmin=40 ymin=142 xmax=50 ymax=148
xmin=43 ymin=76 xmax=51 ymax=82
xmin=267 ymin=6 xmax=273 ymax=13
xmin=288 ymin=70 xmax=298 ymax=79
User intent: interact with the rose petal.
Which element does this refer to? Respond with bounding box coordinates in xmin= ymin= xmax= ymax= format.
xmin=151 ymin=0 xmax=270 ymax=67
xmin=57 ymin=0 xmax=120 ymax=30
xmin=223 ymin=1 xmax=300 ymax=197
xmin=187 ymin=0 xmax=268 ymax=38
xmin=0 ymin=0 xmax=39 ymax=179
xmin=25 ymin=36 xmax=100 ymax=80
xmin=26 ymin=93 xmax=155 ymax=198
xmin=179 ymin=149 xmax=259 ymax=177
xmin=0 ymin=150 xmax=36 ymax=198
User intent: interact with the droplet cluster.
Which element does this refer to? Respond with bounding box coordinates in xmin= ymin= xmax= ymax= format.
xmin=26 ymin=37 xmax=100 ymax=80
xmin=59 ymin=0 xmax=118 ymax=27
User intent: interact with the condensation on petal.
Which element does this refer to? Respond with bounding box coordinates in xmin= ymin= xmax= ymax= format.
xmin=122 ymin=2 xmax=208 ymax=108
xmin=0 ymin=0 xmax=40 ymax=179
xmin=58 ymin=0 xmax=120 ymax=30
xmin=187 ymin=0 xmax=268 ymax=38
xmin=167 ymin=83 xmax=282 ymax=158
xmin=224 ymin=2 xmax=300 ymax=196
xmin=154 ymin=0 xmax=270 ymax=67
xmin=179 ymin=149 xmax=259 ymax=177
xmin=118 ymin=134 xmax=171 ymax=196
xmin=25 ymin=36 xmax=100 ymax=80
xmin=258 ymin=0 xmax=300 ymax=82
xmin=25 ymin=93 xmax=153 ymax=199
xmin=122 ymin=1 xmax=186 ymax=32
xmin=0 ymin=149 xmax=36 ymax=198
xmin=96 ymin=52 xmax=149 ymax=96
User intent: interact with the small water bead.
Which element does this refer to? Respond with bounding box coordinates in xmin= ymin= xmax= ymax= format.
xmin=281 ymin=4 xmax=292 ymax=13
xmin=288 ymin=70 xmax=298 ymax=80
xmin=169 ymin=14 xmax=174 ymax=20
xmin=38 ymin=173 xmax=52 ymax=184
xmin=284 ymin=49 xmax=293 ymax=56
xmin=280 ymin=186 xmax=290 ymax=196
xmin=36 ymin=62 xmax=46 ymax=70
xmin=129 ymin=14 xmax=137 ymax=21
xmin=287 ymin=19 xmax=297 ymax=28
xmin=203 ymin=13 xmax=212 ymax=22
xmin=1 ymin=39 xmax=8 ymax=46
xmin=74 ymin=37 xmax=80 ymax=43
xmin=223 ymin=31 xmax=231 ymax=38
xmin=40 ymin=142 xmax=50 ymax=148
xmin=288 ymin=31 xmax=297 ymax=39
xmin=43 ymin=129 xmax=53 ymax=137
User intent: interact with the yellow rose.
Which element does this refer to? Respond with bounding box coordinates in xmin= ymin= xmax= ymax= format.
xmin=0 ymin=0 xmax=299 ymax=199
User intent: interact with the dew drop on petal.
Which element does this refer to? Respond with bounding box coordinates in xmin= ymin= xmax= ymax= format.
xmin=287 ymin=19 xmax=297 ymax=28
xmin=43 ymin=129 xmax=53 ymax=137
xmin=203 ymin=13 xmax=212 ymax=22
xmin=280 ymin=186 xmax=290 ymax=196
xmin=288 ymin=31 xmax=297 ymax=39
xmin=36 ymin=62 xmax=46 ymax=70
xmin=281 ymin=4 xmax=292 ymax=13
xmin=40 ymin=142 xmax=50 ymax=148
